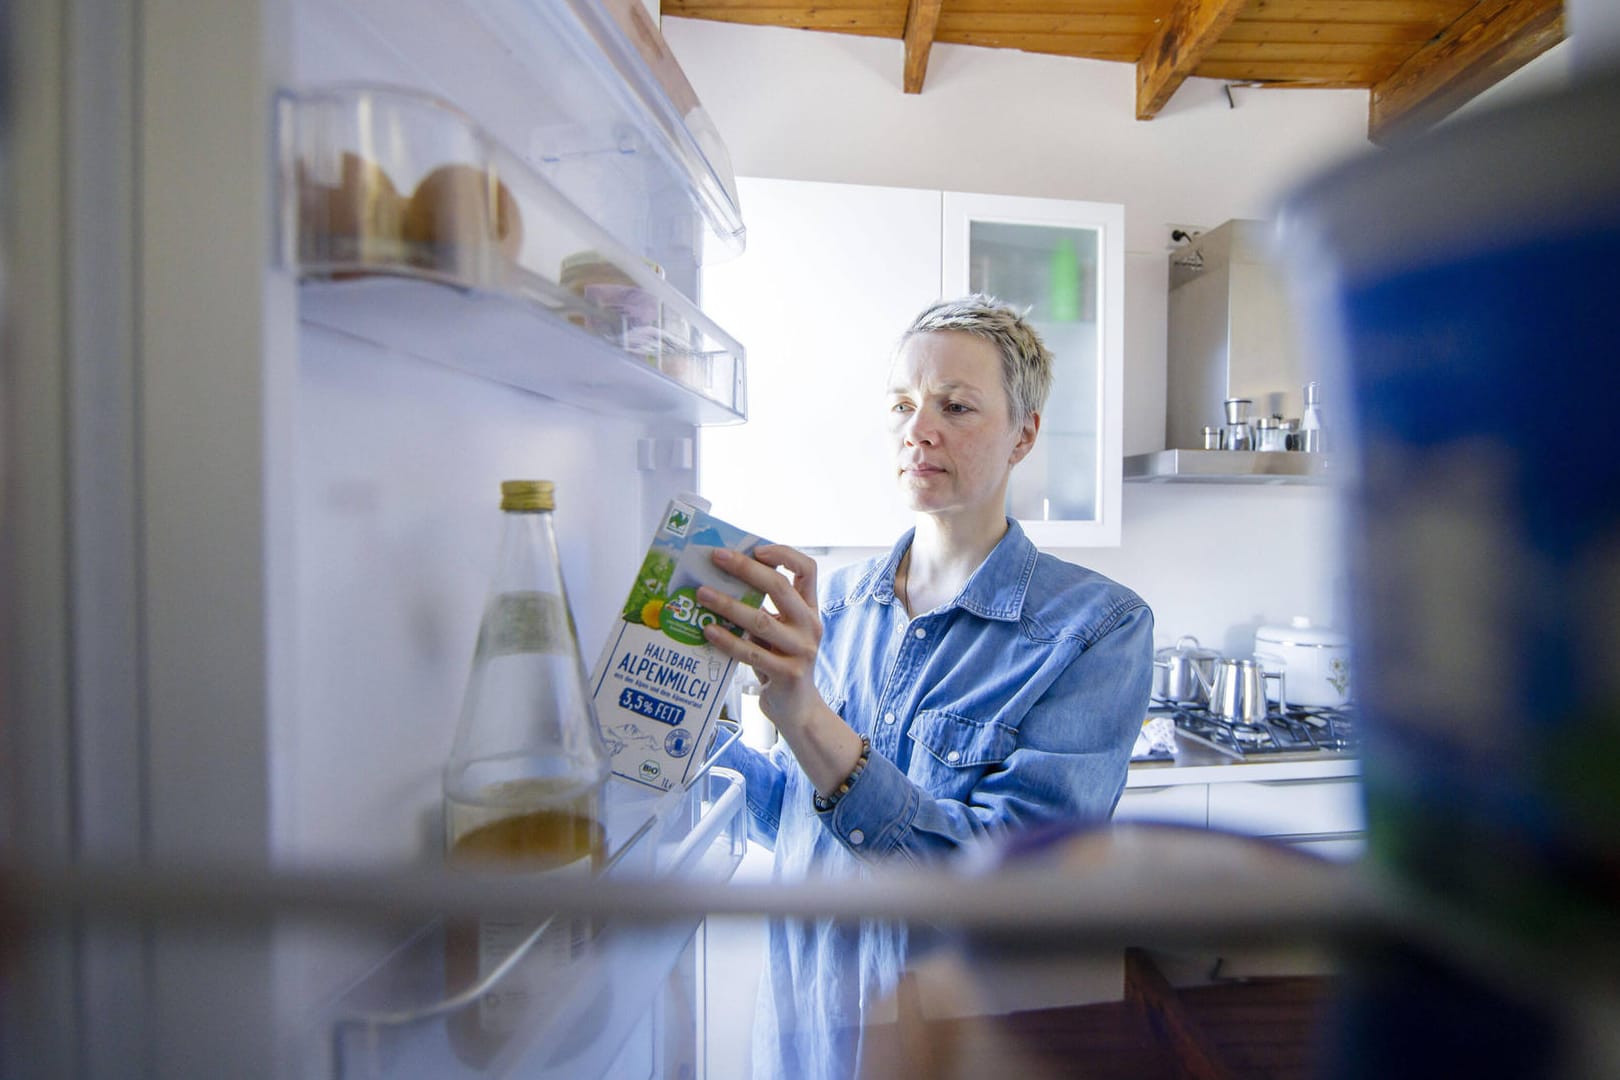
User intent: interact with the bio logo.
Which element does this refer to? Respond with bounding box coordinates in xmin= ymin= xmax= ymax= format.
xmin=656 ymin=587 xmax=737 ymax=646
xmin=639 ymin=760 xmax=662 ymax=781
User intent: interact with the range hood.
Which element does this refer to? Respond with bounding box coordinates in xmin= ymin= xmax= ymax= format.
xmin=1125 ymin=220 xmax=1336 ymax=484
xmin=1123 ymin=448 xmax=1333 ymax=483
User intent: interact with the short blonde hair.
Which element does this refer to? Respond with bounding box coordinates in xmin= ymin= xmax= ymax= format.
xmin=899 ymin=295 xmax=1053 ymax=426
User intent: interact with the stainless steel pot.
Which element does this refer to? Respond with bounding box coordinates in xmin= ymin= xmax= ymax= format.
xmin=1205 ymin=658 xmax=1285 ymax=723
xmin=1152 ymin=635 xmax=1220 ymax=704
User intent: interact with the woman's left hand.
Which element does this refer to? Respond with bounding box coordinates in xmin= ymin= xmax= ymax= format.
xmin=696 ymin=544 xmax=824 ymax=733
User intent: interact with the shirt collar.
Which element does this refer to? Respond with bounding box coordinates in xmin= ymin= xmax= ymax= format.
xmin=860 ymin=519 xmax=1037 ymax=622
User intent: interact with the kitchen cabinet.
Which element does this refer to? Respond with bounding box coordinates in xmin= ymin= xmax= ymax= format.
xmin=700 ymin=179 xmax=1124 ymax=547
xmin=942 ymin=191 xmax=1125 ymax=547
xmin=1111 ymin=780 xmax=1209 ymax=828
xmin=1117 ymin=758 xmax=1364 ymax=860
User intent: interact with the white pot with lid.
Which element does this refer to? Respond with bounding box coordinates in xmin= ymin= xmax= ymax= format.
xmin=1254 ymin=616 xmax=1352 ymax=709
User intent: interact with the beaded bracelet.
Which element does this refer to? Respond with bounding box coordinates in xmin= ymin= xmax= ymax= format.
xmin=812 ymin=735 xmax=872 ymax=813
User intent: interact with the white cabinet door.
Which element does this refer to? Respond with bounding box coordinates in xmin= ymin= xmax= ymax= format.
xmin=942 ymin=192 xmax=1125 ymax=547
xmin=698 ymin=177 xmax=940 ymax=547
xmin=1114 ymin=782 xmax=1208 ymax=827
xmin=1205 ymin=778 xmax=1365 ymax=840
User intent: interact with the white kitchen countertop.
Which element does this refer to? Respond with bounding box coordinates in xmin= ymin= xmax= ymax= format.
xmin=1125 ymin=753 xmax=1360 ymax=787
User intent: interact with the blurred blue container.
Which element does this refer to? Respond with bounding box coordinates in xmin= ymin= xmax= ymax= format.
xmin=1281 ymin=67 xmax=1620 ymax=1076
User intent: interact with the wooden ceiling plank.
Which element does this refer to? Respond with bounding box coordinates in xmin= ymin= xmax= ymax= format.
xmin=934 ymin=13 xmax=1160 ymax=36
xmin=1194 ymin=58 xmax=1381 ymax=80
xmin=903 ymin=0 xmax=946 ymax=92
xmin=924 ymin=0 xmax=1183 ymax=13
xmin=670 ymin=8 xmax=907 ymax=30
xmin=667 ymin=0 xmax=895 ymax=8
xmin=937 ymin=29 xmax=1148 ymax=57
xmin=1369 ymin=0 xmax=1564 ymax=145
xmin=1241 ymin=0 xmax=1473 ymax=23
xmin=1204 ymin=40 xmax=1413 ymax=63
xmin=672 ymin=7 xmax=906 ymax=32
xmin=1220 ymin=19 xmax=1448 ymax=45
xmin=1135 ymin=0 xmax=1251 ymax=120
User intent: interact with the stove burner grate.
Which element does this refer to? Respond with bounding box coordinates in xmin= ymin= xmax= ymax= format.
xmin=1152 ymin=701 xmax=1358 ymax=758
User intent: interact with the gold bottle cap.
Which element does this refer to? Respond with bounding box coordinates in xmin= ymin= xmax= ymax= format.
xmin=500 ymin=480 xmax=554 ymax=512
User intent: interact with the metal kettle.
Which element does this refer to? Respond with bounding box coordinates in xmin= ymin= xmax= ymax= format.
xmin=1197 ymin=658 xmax=1285 ymax=723
xmin=1152 ymin=636 xmax=1220 ymax=704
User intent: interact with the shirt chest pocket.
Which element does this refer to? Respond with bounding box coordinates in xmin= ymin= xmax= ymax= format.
xmin=905 ymin=710 xmax=1017 ymax=799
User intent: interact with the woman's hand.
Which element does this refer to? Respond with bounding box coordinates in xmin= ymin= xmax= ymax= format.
xmin=696 ymin=544 xmax=823 ymax=732
xmin=697 ymin=544 xmax=866 ymax=800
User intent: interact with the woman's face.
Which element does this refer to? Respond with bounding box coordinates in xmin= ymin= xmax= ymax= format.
xmin=886 ymin=331 xmax=1038 ymax=520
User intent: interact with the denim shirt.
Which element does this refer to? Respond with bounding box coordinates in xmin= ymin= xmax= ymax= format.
xmin=720 ymin=520 xmax=1154 ymax=1080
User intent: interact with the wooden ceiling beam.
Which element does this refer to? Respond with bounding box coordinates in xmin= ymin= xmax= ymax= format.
xmin=1368 ymin=0 xmax=1565 ymax=145
xmin=1136 ymin=0 xmax=1251 ymax=120
xmin=903 ymin=0 xmax=946 ymax=92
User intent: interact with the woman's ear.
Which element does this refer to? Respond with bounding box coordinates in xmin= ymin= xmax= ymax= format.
xmin=1008 ymin=411 xmax=1040 ymax=467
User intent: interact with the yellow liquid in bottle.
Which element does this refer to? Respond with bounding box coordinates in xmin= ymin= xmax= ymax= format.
xmin=444 ymin=779 xmax=606 ymax=1066
xmin=448 ymin=806 xmax=606 ymax=871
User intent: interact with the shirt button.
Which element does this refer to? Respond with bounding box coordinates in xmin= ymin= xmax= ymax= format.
xmin=945 ymin=750 xmax=961 ymax=763
xmin=912 ymin=627 xmax=926 ymax=640
xmin=883 ymin=711 xmax=896 ymax=725
xmin=848 ymin=829 xmax=865 ymax=846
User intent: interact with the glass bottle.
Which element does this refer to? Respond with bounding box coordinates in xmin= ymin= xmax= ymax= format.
xmin=443 ymin=479 xmax=610 ymax=1065
xmin=1301 ymin=381 xmax=1324 ymax=452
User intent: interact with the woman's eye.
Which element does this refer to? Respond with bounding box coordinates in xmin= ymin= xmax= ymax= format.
xmin=946 ymin=402 xmax=971 ymax=414
xmin=890 ymin=401 xmax=912 ymax=414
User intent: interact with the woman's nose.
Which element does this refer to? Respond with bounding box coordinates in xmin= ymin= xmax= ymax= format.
xmin=903 ymin=411 xmax=937 ymax=445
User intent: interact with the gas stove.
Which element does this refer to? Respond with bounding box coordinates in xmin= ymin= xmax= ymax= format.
xmin=1152 ymin=701 xmax=1359 ymax=759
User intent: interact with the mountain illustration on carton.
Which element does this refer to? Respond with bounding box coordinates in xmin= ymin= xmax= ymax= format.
xmin=685 ymin=525 xmax=729 ymax=548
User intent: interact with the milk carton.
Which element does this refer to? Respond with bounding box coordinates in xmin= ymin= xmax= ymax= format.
xmin=589 ymin=495 xmax=767 ymax=791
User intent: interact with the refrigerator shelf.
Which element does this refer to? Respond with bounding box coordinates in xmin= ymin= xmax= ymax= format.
xmin=280 ymin=85 xmax=747 ymax=424
xmin=326 ymin=728 xmax=748 ymax=1079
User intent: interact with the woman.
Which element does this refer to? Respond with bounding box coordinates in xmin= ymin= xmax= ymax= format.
xmin=697 ymin=295 xmax=1154 ymax=1078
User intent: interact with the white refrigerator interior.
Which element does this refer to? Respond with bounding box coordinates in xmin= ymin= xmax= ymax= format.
xmin=3 ymin=0 xmax=749 ymax=1075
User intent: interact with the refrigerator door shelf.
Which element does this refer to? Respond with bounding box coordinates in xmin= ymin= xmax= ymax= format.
xmin=327 ymin=758 xmax=748 ymax=1078
xmin=281 ymin=87 xmax=747 ymax=423
xmin=300 ymin=275 xmax=745 ymax=425
xmin=292 ymin=0 xmax=745 ymax=266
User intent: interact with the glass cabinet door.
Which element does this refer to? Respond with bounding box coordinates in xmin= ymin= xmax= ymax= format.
xmin=942 ymin=192 xmax=1124 ymax=547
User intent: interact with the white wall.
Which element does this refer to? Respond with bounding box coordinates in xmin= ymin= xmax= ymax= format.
xmin=1449 ymin=38 xmax=1575 ymax=123
xmin=666 ymin=19 xmax=1368 ymax=644
xmin=1570 ymin=0 xmax=1620 ymax=72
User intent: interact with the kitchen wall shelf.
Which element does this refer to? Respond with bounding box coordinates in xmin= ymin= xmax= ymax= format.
xmin=280 ymin=86 xmax=747 ymax=424
xmin=325 ymin=760 xmax=748 ymax=1078
xmin=1123 ymin=449 xmax=1339 ymax=485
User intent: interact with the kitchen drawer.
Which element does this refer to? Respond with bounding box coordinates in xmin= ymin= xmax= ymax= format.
xmin=1288 ymin=835 xmax=1366 ymax=862
xmin=1206 ymin=779 xmax=1363 ymax=839
xmin=1114 ymin=783 xmax=1207 ymax=828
